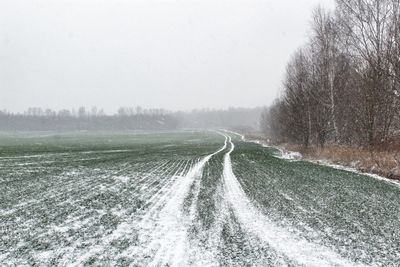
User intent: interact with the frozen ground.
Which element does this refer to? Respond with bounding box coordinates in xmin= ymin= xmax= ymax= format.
xmin=0 ymin=131 xmax=399 ymax=266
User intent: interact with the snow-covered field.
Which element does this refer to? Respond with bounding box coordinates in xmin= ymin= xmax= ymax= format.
xmin=1 ymin=131 xmax=399 ymax=266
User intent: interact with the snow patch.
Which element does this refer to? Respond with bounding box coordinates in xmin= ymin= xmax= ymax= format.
xmin=113 ymin=175 xmax=130 ymax=183
xmin=276 ymin=149 xmax=302 ymax=160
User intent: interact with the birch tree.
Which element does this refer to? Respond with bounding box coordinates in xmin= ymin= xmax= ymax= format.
xmin=311 ymin=7 xmax=341 ymax=142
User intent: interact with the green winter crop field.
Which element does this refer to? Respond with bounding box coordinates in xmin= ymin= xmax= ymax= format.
xmin=0 ymin=131 xmax=399 ymax=266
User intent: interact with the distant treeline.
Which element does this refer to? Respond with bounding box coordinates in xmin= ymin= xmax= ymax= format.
xmin=262 ymin=0 xmax=400 ymax=147
xmin=0 ymin=113 xmax=179 ymax=131
xmin=0 ymin=106 xmax=261 ymax=131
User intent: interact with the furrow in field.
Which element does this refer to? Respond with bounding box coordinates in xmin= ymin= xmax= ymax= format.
xmin=1 ymin=154 xmax=181 ymax=265
xmin=58 ymin=159 xmax=188 ymax=261
xmin=59 ymin=156 xmax=200 ymax=265
xmin=133 ymin=159 xmax=190 ymax=218
xmin=126 ymin=159 xmax=171 ymax=187
xmin=137 ymin=159 xmax=186 ymax=196
xmin=222 ymin=135 xmax=359 ymax=267
xmin=0 ymin=152 xmax=161 ymax=213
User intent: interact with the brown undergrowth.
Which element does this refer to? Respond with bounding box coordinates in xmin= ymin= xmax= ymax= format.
xmin=241 ymin=131 xmax=400 ymax=181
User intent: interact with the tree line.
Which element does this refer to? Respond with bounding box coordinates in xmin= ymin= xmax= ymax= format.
xmin=0 ymin=106 xmax=261 ymax=131
xmin=262 ymin=0 xmax=400 ymax=148
xmin=0 ymin=107 xmax=179 ymax=131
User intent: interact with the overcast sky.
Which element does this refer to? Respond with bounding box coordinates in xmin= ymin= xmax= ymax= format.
xmin=0 ymin=0 xmax=334 ymax=113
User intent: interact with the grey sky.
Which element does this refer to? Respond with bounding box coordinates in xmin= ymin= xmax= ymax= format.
xmin=0 ymin=0 xmax=334 ymax=114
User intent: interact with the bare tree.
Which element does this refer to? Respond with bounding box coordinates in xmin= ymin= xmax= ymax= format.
xmin=282 ymin=49 xmax=313 ymax=147
xmin=336 ymin=0 xmax=397 ymax=145
xmin=262 ymin=0 xmax=400 ymax=148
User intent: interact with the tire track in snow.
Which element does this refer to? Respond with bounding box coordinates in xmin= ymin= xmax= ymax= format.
xmin=198 ymin=180 xmax=229 ymax=266
xmin=222 ymin=134 xmax=361 ymax=267
xmin=203 ymin=135 xmax=286 ymax=266
xmin=131 ymin=134 xmax=228 ymax=266
xmin=176 ymin=135 xmax=229 ymax=266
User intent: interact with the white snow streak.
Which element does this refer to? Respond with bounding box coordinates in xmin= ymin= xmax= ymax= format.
xmin=222 ymin=135 xmax=360 ymax=267
xmin=132 ymin=134 xmax=228 ymax=266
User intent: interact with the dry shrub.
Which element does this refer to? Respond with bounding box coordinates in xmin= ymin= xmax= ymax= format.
xmin=289 ymin=144 xmax=400 ymax=181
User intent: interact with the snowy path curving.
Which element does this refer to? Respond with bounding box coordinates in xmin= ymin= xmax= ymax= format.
xmin=131 ymin=134 xmax=361 ymax=266
xmin=2 ymin=131 xmax=397 ymax=266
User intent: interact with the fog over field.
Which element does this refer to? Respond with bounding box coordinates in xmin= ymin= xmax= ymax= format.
xmin=1 ymin=0 xmax=333 ymax=113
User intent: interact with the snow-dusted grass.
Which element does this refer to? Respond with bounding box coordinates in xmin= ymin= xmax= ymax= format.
xmin=1 ymin=131 xmax=399 ymax=266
